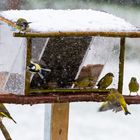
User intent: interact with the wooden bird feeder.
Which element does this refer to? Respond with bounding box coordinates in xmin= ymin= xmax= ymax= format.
xmin=0 ymin=9 xmax=140 ymax=140
xmin=0 ymin=9 xmax=140 ymax=104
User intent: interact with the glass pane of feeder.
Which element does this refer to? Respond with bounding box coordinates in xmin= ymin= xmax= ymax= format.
xmin=30 ymin=38 xmax=49 ymax=82
xmin=0 ymin=22 xmax=26 ymax=95
xmin=123 ymin=38 xmax=140 ymax=95
xmin=30 ymin=37 xmax=92 ymax=89
xmin=32 ymin=38 xmax=49 ymax=61
xmin=81 ymin=37 xmax=120 ymax=89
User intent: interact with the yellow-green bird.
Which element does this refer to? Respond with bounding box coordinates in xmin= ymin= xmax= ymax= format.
xmin=15 ymin=18 xmax=31 ymax=32
xmin=97 ymin=73 xmax=114 ymax=89
xmin=98 ymin=88 xmax=131 ymax=115
xmin=74 ymin=77 xmax=93 ymax=89
xmin=129 ymin=77 xmax=139 ymax=96
xmin=0 ymin=103 xmax=16 ymax=123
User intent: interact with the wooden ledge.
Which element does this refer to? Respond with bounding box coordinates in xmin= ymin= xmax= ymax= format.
xmin=0 ymin=89 xmax=139 ymax=105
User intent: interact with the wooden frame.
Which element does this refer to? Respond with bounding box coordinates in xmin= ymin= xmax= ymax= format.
xmin=13 ymin=31 xmax=140 ymax=38
xmin=0 ymin=32 xmax=139 ymax=103
xmin=0 ymin=90 xmax=140 ymax=104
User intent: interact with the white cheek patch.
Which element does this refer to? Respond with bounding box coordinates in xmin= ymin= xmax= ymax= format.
xmin=31 ymin=66 xmax=36 ymax=70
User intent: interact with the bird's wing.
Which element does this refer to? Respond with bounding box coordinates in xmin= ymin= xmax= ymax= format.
xmin=0 ymin=104 xmax=10 ymax=116
xmin=97 ymin=77 xmax=105 ymax=87
xmin=38 ymin=71 xmax=44 ymax=79
xmin=98 ymin=102 xmax=114 ymax=112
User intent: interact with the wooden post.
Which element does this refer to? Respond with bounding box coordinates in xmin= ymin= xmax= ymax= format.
xmin=51 ymin=103 xmax=69 ymax=140
xmin=25 ymin=37 xmax=32 ymax=95
xmin=118 ymin=37 xmax=125 ymax=93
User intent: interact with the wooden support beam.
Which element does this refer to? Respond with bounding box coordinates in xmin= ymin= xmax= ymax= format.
xmin=0 ymin=91 xmax=140 ymax=104
xmin=51 ymin=103 xmax=69 ymax=140
xmin=25 ymin=38 xmax=32 ymax=95
xmin=118 ymin=37 xmax=125 ymax=93
xmin=13 ymin=31 xmax=140 ymax=38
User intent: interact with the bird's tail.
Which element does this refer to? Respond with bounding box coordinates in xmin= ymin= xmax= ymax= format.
xmin=38 ymin=71 xmax=44 ymax=79
xmin=41 ymin=68 xmax=51 ymax=72
xmin=38 ymin=68 xmax=51 ymax=79
xmin=9 ymin=116 xmax=17 ymax=123
xmin=1 ymin=112 xmax=16 ymax=123
xmin=121 ymin=106 xmax=131 ymax=115
xmin=27 ymin=22 xmax=32 ymax=24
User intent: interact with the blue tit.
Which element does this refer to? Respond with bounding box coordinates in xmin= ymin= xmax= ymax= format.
xmin=97 ymin=73 xmax=114 ymax=89
xmin=27 ymin=61 xmax=51 ymax=79
xmin=0 ymin=103 xmax=16 ymax=123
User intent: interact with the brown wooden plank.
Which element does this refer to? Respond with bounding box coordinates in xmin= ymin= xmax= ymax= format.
xmin=51 ymin=103 xmax=69 ymax=140
xmin=0 ymin=92 xmax=140 ymax=104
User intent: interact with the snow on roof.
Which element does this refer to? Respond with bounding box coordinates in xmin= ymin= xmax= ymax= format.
xmin=0 ymin=9 xmax=138 ymax=32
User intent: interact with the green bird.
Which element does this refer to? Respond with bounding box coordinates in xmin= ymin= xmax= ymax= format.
xmin=98 ymin=88 xmax=131 ymax=115
xmin=0 ymin=103 xmax=16 ymax=123
xmin=97 ymin=73 xmax=114 ymax=89
xmin=74 ymin=77 xmax=93 ymax=89
xmin=15 ymin=18 xmax=31 ymax=32
xmin=129 ymin=77 xmax=139 ymax=96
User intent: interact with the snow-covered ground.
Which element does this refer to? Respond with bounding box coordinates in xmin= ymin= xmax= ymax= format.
xmin=0 ymin=61 xmax=140 ymax=140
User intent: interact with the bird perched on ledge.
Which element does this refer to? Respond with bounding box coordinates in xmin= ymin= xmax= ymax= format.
xmin=96 ymin=73 xmax=114 ymax=89
xmin=15 ymin=18 xmax=31 ymax=33
xmin=98 ymin=88 xmax=131 ymax=115
xmin=129 ymin=77 xmax=139 ymax=96
xmin=0 ymin=103 xmax=16 ymax=123
xmin=74 ymin=77 xmax=94 ymax=89
xmin=27 ymin=61 xmax=51 ymax=79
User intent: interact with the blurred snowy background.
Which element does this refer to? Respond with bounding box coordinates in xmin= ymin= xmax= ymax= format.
xmin=0 ymin=0 xmax=140 ymax=140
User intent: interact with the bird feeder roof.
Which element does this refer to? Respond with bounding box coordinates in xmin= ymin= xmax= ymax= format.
xmin=0 ymin=9 xmax=139 ymax=33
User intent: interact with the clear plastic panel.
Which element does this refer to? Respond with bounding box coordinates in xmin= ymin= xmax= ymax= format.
xmin=0 ymin=22 xmax=26 ymax=95
xmin=77 ymin=37 xmax=120 ymax=89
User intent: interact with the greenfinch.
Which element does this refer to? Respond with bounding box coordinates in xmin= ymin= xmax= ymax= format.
xmin=74 ymin=77 xmax=93 ymax=89
xmin=27 ymin=61 xmax=51 ymax=79
xmin=129 ymin=77 xmax=139 ymax=95
xmin=0 ymin=103 xmax=16 ymax=123
xmin=15 ymin=18 xmax=31 ymax=32
xmin=97 ymin=73 xmax=114 ymax=89
xmin=98 ymin=88 xmax=131 ymax=115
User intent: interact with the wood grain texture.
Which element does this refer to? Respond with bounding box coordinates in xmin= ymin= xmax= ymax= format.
xmin=51 ymin=103 xmax=69 ymax=140
xmin=13 ymin=31 xmax=140 ymax=38
xmin=0 ymin=90 xmax=140 ymax=105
